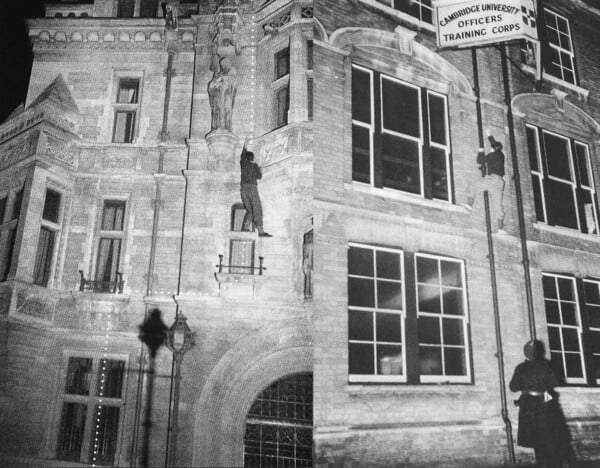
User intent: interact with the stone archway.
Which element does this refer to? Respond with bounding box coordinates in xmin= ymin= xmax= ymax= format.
xmin=192 ymin=324 xmax=312 ymax=467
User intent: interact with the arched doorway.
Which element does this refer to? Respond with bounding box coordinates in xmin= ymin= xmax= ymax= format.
xmin=243 ymin=373 xmax=313 ymax=467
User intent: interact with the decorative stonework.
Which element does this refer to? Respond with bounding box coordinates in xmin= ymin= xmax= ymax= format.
xmin=0 ymin=131 xmax=39 ymax=170
xmin=16 ymin=290 xmax=56 ymax=321
xmin=102 ymin=151 xmax=136 ymax=169
xmin=260 ymin=137 xmax=288 ymax=166
xmin=45 ymin=135 xmax=76 ymax=166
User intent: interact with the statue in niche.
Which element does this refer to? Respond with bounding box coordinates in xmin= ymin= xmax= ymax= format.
xmin=302 ymin=229 xmax=313 ymax=298
xmin=163 ymin=3 xmax=179 ymax=30
xmin=208 ymin=56 xmax=237 ymax=132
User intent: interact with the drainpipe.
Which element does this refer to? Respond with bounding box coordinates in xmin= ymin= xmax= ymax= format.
xmin=472 ymin=48 xmax=516 ymax=465
xmin=500 ymin=45 xmax=536 ymax=340
xmin=130 ymin=48 xmax=175 ymax=467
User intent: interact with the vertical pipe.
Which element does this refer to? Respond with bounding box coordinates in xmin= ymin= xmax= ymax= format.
xmin=167 ymin=353 xmax=184 ymax=467
xmin=473 ymin=48 xmax=515 ymax=465
xmin=500 ymin=45 xmax=537 ymax=340
xmin=131 ymin=49 xmax=175 ymax=467
xmin=484 ymin=191 xmax=516 ymax=465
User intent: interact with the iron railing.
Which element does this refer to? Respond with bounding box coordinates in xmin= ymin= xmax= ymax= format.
xmin=216 ymin=255 xmax=265 ymax=275
xmin=79 ymin=270 xmax=124 ymax=294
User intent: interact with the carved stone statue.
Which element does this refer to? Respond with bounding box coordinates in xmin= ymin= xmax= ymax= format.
xmin=208 ymin=57 xmax=237 ymax=132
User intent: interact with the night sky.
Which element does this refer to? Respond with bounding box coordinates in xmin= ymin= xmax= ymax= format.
xmin=0 ymin=1 xmax=45 ymax=123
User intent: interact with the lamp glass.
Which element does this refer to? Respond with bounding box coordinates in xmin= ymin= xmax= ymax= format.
xmin=173 ymin=327 xmax=185 ymax=351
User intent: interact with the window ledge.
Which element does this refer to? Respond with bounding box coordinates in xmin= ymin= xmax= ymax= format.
xmin=556 ymin=385 xmax=600 ymax=394
xmin=533 ymin=222 xmax=600 ymax=243
xmin=345 ymin=182 xmax=466 ymax=212
xmin=214 ymin=272 xmax=267 ymax=284
xmin=357 ymin=0 xmax=435 ymax=32
xmin=345 ymin=383 xmax=486 ymax=395
xmin=520 ymin=65 xmax=590 ymax=100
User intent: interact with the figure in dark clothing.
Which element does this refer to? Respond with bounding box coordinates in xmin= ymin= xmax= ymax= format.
xmin=467 ymin=130 xmax=506 ymax=230
xmin=240 ymin=139 xmax=272 ymax=237
xmin=510 ymin=340 xmax=572 ymax=468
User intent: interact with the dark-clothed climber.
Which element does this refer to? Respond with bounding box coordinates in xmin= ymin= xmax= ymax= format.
xmin=240 ymin=139 xmax=272 ymax=237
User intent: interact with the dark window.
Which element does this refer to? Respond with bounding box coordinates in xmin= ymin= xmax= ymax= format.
xmin=42 ymin=189 xmax=61 ymax=223
xmin=275 ymin=87 xmax=289 ymax=128
xmin=58 ymin=357 xmax=126 ymax=465
xmin=351 ymin=65 xmax=451 ymax=201
xmin=307 ymin=78 xmax=313 ymax=121
xmin=1 ymin=228 xmax=17 ymax=281
xmin=526 ymin=125 xmax=598 ymax=234
xmin=116 ymin=79 xmax=139 ymax=104
xmin=275 ymin=49 xmax=290 ymax=80
xmin=0 ymin=196 xmax=6 ymax=223
xmin=307 ymin=40 xmax=313 ymax=70
xmin=543 ymin=274 xmax=600 ymax=385
xmin=95 ymin=201 xmax=125 ymax=290
xmin=12 ymin=187 xmax=23 ymax=220
xmin=244 ymin=373 xmax=312 ymax=467
xmin=33 ymin=227 xmax=56 ymax=286
xmin=117 ymin=0 xmax=135 ymax=17
xmin=231 ymin=203 xmax=252 ymax=232
xmin=376 ymin=0 xmax=433 ymax=24
xmin=112 ymin=79 xmax=139 ymax=143
xmin=139 ymin=0 xmax=159 ymax=17
xmin=347 ymin=243 xmax=470 ymax=383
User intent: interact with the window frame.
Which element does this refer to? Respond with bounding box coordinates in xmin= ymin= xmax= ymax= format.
xmin=93 ymin=199 xmax=127 ymax=288
xmin=111 ymin=77 xmax=141 ymax=144
xmin=33 ymin=188 xmax=63 ymax=287
xmin=0 ymin=185 xmax=25 ymax=282
xmin=542 ymin=8 xmax=577 ymax=86
xmin=55 ymin=352 xmax=128 ymax=465
xmin=526 ymin=124 xmax=599 ymax=235
xmin=583 ymin=278 xmax=600 ymax=385
xmin=373 ymin=0 xmax=434 ymax=25
xmin=273 ymin=48 xmax=290 ymax=129
xmin=347 ymin=243 xmax=471 ymax=385
xmin=351 ymin=64 xmax=453 ymax=202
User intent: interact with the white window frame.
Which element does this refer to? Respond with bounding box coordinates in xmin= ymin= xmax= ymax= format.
xmin=583 ymin=278 xmax=600 ymax=384
xmin=574 ymin=142 xmax=599 ymax=234
xmin=415 ymin=253 xmax=471 ymax=384
xmin=544 ymin=9 xmax=576 ymax=85
xmin=543 ymin=273 xmax=587 ymax=385
xmin=348 ymin=242 xmax=407 ymax=383
xmin=365 ymin=0 xmax=434 ymax=27
xmin=526 ymin=125 xmax=549 ymax=224
xmin=56 ymin=352 xmax=128 ymax=465
xmin=351 ymin=64 xmax=375 ymax=187
xmin=426 ymin=90 xmax=452 ymax=201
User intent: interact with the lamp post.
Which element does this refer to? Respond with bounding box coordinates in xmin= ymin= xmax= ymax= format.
xmin=138 ymin=308 xmax=168 ymax=468
xmin=164 ymin=310 xmax=196 ymax=468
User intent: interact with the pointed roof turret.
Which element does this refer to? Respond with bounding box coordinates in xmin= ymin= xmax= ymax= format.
xmin=28 ymin=74 xmax=80 ymax=114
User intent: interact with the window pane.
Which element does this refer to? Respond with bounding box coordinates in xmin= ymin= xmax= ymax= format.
xmin=441 ymin=260 xmax=462 ymax=287
xmin=428 ymin=93 xmax=446 ymax=145
xmin=97 ymin=360 xmax=125 ymax=398
xmin=349 ymin=343 xmax=374 ymax=374
xmin=590 ymin=330 xmax=600 ymax=354
xmin=113 ymin=111 xmax=136 ymax=143
xmin=377 ymin=345 xmax=403 ymax=375
xmin=348 ymin=309 xmax=373 ymax=341
xmin=382 ymin=134 xmax=420 ymax=194
xmin=276 ymin=87 xmax=289 ymax=127
xmin=377 ymin=280 xmax=403 ymax=310
xmin=102 ymin=201 xmax=125 ymax=231
xmin=348 ymin=246 xmax=374 ymax=277
xmin=548 ymin=326 xmax=561 ymax=350
xmin=545 ymin=300 xmax=560 ymax=324
xmin=543 ymin=275 xmax=558 ymax=299
xmin=444 ymin=347 xmax=467 ymax=376
xmin=561 ymin=302 xmax=578 ymax=326
xmin=376 ymin=312 xmax=401 ymax=343
xmin=543 ymin=133 xmax=572 ymax=180
xmin=381 ymin=78 xmax=419 ymax=137
xmin=589 ymin=305 xmax=600 ymax=329
xmin=417 ymin=256 xmax=438 ymax=284
xmin=275 ymin=50 xmax=290 ymax=79
xmin=1 ymin=228 xmax=17 ymax=281
xmin=307 ymin=77 xmax=313 ymax=121
xmin=593 ymin=355 xmax=600 ymax=381
xmin=418 ymin=316 xmax=441 ymax=344
xmin=550 ymin=351 xmax=565 ymax=382
xmin=351 ymin=67 xmax=371 ymax=124
xmin=117 ymin=79 xmax=139 ymax=104
xmin=418 ymin=285 xmax=441 ymax=314
xmin=33 ymin=227 xmax=56 ymax=287
xmin=352 ymin=125 xmax=371 ymax=184
xmin=12 ymin=187 xmax=23 ymax=220
xmin=442 ymin=318 xmax=464 ymax=345
xmin=348 ymin=277 xmax=375 ymax=308
xmin=575 ymin=143 xmax=591 ymax=187
xmin=442 ymin=289 xmax=464 ymax=316
xmin=229 ymin=239 xmax=254 ymax=274
xmin=89 ymin=405 xmax=120 ymax=465
xmin=57 ymin=403 xmax=87 ymax=462
xmin=565 ymin=353 xmax=583 ymax=378
xmin=117 ymin=0 xmax=135 ymax=17
xmin=558 ymin=277 xmax=575 ymax=301
xmin=548 ymin=179 xmax=577 ymax=229
xmin=42 ymin=189 xmax=61 ymax=223
xmin=306 ymin=41 xmax=313 ymax=70
xmin=526 ymin=127 xmax=539 ymax=171
xmin=419 ymin=346 xmax=442 ymax=375
xmin=95 ymin=238 xmax=122 ymax=284
xmin=561 ymin=328 xmax=580 ymax=352
xmin=532 ymin=175 xmax=545 ymax=222
xmin=430 ymin=147 xmax=449 ymax=201
xmin=65 ymin=357 xmax=93 ymax=395
xmin=376 ymin=250 xmax=401 ymax=280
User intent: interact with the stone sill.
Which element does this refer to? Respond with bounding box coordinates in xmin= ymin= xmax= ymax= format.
xmin=214 ymin=272 xmax=267 ymax=284
xmin=533 ymin=222 xmax=600 ymax=244
xmin=345 ymin=383 xmax=488 ymax=396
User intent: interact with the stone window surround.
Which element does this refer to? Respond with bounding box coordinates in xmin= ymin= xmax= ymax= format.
xmin=48 ymin=351 xmax=129 ymax=465
xmin=108 ymin=69 xmax=145 ymax=144
xmin=0 ymin=182 xmax=26 ymax=282
xmin=33 ymin=186 xmax=65 ymax=288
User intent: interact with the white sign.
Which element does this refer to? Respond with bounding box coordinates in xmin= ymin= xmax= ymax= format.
xmin=433 ymin=0 xmax=538 ymax=49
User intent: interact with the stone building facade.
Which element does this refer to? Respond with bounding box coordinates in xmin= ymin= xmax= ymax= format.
xmin=1 ymin=0 xmax=600 ymax=467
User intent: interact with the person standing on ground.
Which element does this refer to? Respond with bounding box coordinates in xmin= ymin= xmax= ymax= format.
xmin=510 ymin=340 xmax=563 ymax=468
xmin=240 ymin=138 xmax=272 ymax=237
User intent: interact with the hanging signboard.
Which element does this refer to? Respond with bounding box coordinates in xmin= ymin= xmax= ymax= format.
xmin=433 ymin=0 xmax=538 ymax=49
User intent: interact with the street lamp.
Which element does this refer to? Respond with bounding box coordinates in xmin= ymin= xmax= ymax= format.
xmin=164 ymin=310 xmax=196 ymax=468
